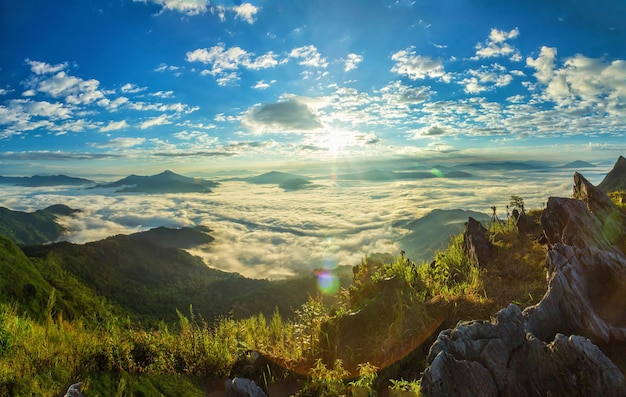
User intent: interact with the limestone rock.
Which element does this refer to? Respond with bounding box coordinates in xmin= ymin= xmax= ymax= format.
xmin=224 ymin=378 xmax=268 ymax=397
xmin=463 ymin=217 xmax=492 ymax=266
xmin=64 ymin=383 xmax=85 ymax=397
xmin=421 ymin=170 xmax=626 ymax=396
xmin=421 ymin=305 xmax=626 ymax=396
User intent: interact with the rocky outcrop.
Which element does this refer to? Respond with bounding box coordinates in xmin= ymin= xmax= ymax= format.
xmin=64 ymin=383 xmax=85 ymax=397
xmin=599 ymin=155 xmax=626 ymax=193
xmin=463 ymin=217 xmax=493 ymax=266
xmin=224 ymin=378 xmax=268 ymax=397
xmin=423 ymin=305 xmax=625 ymax=397
xmin=421 ymin=171 xmax=626 ymax=396
xmin=525 ymin=172 xmax=626 ymax=344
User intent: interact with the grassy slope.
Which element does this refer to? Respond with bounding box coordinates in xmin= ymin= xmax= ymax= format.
xmin=0 ymin=210 xmax=550 ymax=396
xmin=0 ymin=207 xmax=65 ymax=246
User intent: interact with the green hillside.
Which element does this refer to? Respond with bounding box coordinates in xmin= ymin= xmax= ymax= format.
xmin=22 ymin=235 xmax=336 ymax=324
xmin=0 ymin=206 xmax=67 ymax=246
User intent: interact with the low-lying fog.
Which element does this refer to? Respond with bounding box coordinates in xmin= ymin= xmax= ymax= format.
xmin=0 ymin=165 xmax=611 ymax=279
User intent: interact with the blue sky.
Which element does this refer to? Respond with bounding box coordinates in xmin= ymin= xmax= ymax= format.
xmin=1 ymin=0 xmax=626 ymax=176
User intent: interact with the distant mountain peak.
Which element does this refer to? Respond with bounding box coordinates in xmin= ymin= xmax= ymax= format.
xmin=91 ymin=170 xmax=217 ymax=193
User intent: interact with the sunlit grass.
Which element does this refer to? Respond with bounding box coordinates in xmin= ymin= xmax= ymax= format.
xmin=0 ymin=210 xmax=549 ymax=396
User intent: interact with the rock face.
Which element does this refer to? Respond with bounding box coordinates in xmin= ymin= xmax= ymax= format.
xmin=421 ymin=171 xmax=626 ymax=396
xmin=423 ymin=305 xmax=625 ymax=397
xmin=599 ymin=155 xmax=626 ymax=193
xmin=463 ymin=217 xmax=493 ymax=266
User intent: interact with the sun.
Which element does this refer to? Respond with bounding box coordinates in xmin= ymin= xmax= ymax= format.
xmin=323 ymin=129 xmax=354 ymax=155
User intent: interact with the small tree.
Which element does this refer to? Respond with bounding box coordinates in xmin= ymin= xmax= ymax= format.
xmin=509 ymin=195 xmax=525 ymax=214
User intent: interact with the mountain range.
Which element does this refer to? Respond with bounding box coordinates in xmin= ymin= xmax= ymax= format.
xmin=228 ymin=171 xmax=314 ymax=191
xmin=89 ymin=170 xmax=218 ymax=193
xmin=0 ymin=174 xmax=94 ymax=186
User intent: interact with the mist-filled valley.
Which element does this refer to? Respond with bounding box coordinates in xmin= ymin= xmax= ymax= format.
xmin=0 ymin=160 xmax=611 ymax=279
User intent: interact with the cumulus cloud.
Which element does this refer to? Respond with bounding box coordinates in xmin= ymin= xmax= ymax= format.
xmin=459 ymin=63 xmax=515 ymax=94
xmin=526 ymin=46 xmax=557 ymax=85
xmin=134 ymin=0 xmax=208 ymax=15
xmin=242 ymin=99 xmax=323 ymax=133
xmin=472 ymin=27 xmax=521 ymax=61
xmin=100 ymin=120 xmax=129 ymax=132
xmin=121 ymin=83 xmax=147 ymax=94
xmin=140 ymin=113 xmax=171 ymax=129
xmin=232 ymin=3 xmax=258 ymax=24
xmin=391 ymin=48 xmax=448 ymax=81
xmin=186 ymin=44 xmax=278 ymax=84
xmin=344 ymin=53 xmax=363 ymax=72
xmin=90 ymin=137 xmax=146 ymax=149
xmin=33 ymin=71 xmax=106 ymax=105
xmin=526 ymin=49 xmax=626 ymax=116
xmin=25 ymin=59 xmax=68 ymax=75
xmin=289 ymin=45 xmax=328 ymax=68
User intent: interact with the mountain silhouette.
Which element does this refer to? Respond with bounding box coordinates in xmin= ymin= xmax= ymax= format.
xmin=0 ymin=174 xmax=94 ymax=186
xmin=90 ymin=170 xmax=218 ymax=193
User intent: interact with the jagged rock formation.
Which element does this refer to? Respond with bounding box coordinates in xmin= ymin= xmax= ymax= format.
xmin=423 ymin=305 xmax=625 ymax=397
xmin=599 ymin=155 xmax=626 ymax=193
xmin=224 ymin=378 xmax=267 ymax=397
xmin=463 ymin=217 xmax=493 ymax=266
xmin=64 ymin=383 xmax=85 ymax=397
xmin=421 ymin=171 xmax=626 ymax=396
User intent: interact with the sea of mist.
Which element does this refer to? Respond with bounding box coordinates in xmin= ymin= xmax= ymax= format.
xmin=0 ymin=164 xmax=611 ymax=279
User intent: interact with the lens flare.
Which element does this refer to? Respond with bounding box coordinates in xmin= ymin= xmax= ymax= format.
xmin=315 ymin=269 xmax=340 ymax=295
xmin=430 ymin=167 xmax=444 ymax=177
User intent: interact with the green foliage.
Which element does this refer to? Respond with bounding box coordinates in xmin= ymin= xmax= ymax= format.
xmin=307 ymin=359 xmax=350 ymax=396
xmin=0 ymin=206 xmax=66 ymax=246
xmin=509 ymin=195 xmax=525 ymax=212
xmin=348 ymin=362 xmax=379 ymax=396
xmin=389 ymin=378 xmax=422 ymax=395
xmin=418 ymin=234 xmax=480 ymax=297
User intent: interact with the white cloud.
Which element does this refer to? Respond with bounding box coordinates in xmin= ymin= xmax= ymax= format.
xmin=121 ymin=83 xmax=147 ymax=94
xmin=1 ymin=165 xmax=587 ymax=279
xmin=154 ymin=63 xmax=180 ymax=73
xmin=391 ymin=48 xmax=448 ymax=81
xmin=252 ymin=80 xmax=271 ymax=89
xmin=90 ymin=137 xmax=146 ymax=148
xmin=100 ymin=120 xmax=129 ymax=132
xmin=526 ymin=46 xmax=557 ymax=84
xmin=33 ymin=71 xmax=107 ymax=105
xmin=289 ymin=45 xmax=328 ymax=68
xmin=140 ymin=113 xmax=171 ymax=129
xmin=187 ymin=44 xmax=278 ymax=83
xmin=472 ymin=27 xmax=521 ymax=61
xmin=150 ymin=90 xmax=174 ymax=98
xmin=344 ymin=53 xmax=363 ymax=72
xmin=245 ymin=52 xmax=279 ymax=69
xmin=25 ymin=59 xmax=68 ymax=75
xmin=7 ymin=99 xmax=73 ymax=120
xmin=232 ymin=3 xmax=258 ymax=24
xmin=527 ymin=50 xmax=626 ymax=115
xmin=106 ymin=96 xmax=130 ymax=110
xmin=135 ymin=0 xmax=208 ymax=15
xmin=459 ymin=63 xmax=515 ymax=94
xmin=0 ymin=88 xmax=10 ymax=96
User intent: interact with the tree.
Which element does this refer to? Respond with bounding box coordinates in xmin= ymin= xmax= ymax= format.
xmin=509 ymin=195 xmax=525 ymax=214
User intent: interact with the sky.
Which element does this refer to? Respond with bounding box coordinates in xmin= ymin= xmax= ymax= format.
xmin=1 ymin=0 xmax=626 ymax=176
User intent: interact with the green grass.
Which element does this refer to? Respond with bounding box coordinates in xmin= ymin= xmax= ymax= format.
xmin=0 ymin=211 xmax=550 ymax=396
